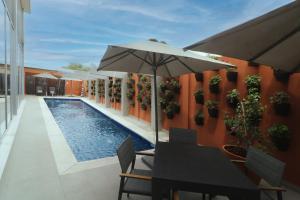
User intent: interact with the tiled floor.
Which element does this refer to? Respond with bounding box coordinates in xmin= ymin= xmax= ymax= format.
xmin=0 ymin=96 xmax=299 ymax=200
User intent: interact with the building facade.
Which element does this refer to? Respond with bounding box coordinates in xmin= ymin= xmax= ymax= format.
xmin=0 ymin=0 xmax=30 ymax=138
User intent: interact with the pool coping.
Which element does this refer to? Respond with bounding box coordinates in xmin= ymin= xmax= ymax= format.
xmin=39 ymin=96 xmax=166 ymax=175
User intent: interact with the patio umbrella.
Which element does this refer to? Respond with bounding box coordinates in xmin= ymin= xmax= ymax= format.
xmin=33 ymin=73 xmax=58 ymax=96
xmin=60 ymin=76 xmax=82 ymax=96
xmin=98 ymin=40 xmax=233 ymax=143
xmin=185 ymin=1 xmax=300 ymax=72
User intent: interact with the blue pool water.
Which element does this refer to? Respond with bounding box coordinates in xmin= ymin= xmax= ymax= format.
xmin=44 ymin=98 xmax=153 ymax=161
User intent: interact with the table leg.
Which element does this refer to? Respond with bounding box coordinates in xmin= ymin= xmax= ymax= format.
xmin=152 ymin=179 xmax=164 ymax=200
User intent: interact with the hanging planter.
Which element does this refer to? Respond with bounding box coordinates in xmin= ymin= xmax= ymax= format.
xmin=270 ymin=91 xmax=291 ymax=116
xmin=273 ymin=69 xmax=290 ymax=82
xmin=126 ymin=74 xmax=135 ymax=106
xmin=245 ymin=74 xmax=261 ymax=93
xmin=194 ymin=72 xmax=203 ymax=82
xmin=194 ymin=110 xmax=204 ymax=126
xmin=226 ymin=89 xmax=240 ymax=109
xmin=226 ymin=67 xmax=238 ymax=82
xmin=194 ymin=89 xmax=204 ymax=104
xmin=268 ymin=123 xmax=291 ymax=151
xmin=205 ymin=100 xmax=219 ymax=118
xmin=137 ymin=75 xmax=151 ymax=110
xmin=209 ymin=75 xmax=221 ymax=94
xmin=248 ymin=61 xmax=260 ymax=67
xmin=166 ymin=105 xmax=175 ymax=119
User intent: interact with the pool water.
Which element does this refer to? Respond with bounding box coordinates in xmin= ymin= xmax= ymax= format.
xmin=44 ymin=98 xmax=153 ymax=161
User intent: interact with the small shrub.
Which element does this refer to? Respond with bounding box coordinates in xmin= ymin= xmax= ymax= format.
xmin=270 ymin=91 xmax=291 ymax=116
xmin=268 ymin=124 xmax=291 ymax=151
xmin=245 ymin=75 xmax=261 ymax=91
xmin=226 ymin=89 xmax=240 ymax=108
xmin=194 ymin=110 xmax=204 ymax=126
xmin=194 ymin=89 xmax=204 ymax=104
xmin=209 ymin=75 xmax=221 ymax=94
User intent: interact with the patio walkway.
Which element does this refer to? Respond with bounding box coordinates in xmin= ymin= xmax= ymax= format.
xmin=0 ymin=96 xmax=299 ymax=200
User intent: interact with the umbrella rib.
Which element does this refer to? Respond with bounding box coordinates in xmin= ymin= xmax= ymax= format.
xmin=137 ymin=52 xmax=149 ymax=74
xmin=101 ymin=52 xmax=132 ymax=69
xmin=129 ymin=52 xmax=153 ymax=66
xmin=101 ymin=49 xmax=133 ymax=62
xmin=161 ymin=57 xmax=177 ymax=66
xmin=249 ymin=25 xmax=300 ymax=61
xmin=158 ymin=55 xmax=173 ymax=66
xmin=172 ymin=56 xmax=196 ymax=73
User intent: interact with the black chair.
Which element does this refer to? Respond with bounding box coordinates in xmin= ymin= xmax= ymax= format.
xmin=142 ymin=128 xmax=198 ymax=169
xmin=117 ymin=136 xmax=152 ymax=200
xmin=232 ymin=146 xmax=286 ymax=200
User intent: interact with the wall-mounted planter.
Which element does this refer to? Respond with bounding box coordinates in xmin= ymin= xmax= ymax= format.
xmin=209 ymin=84 xmax=220 ymax=94
xmin=194 ymin=111 xmax=204 ymax=126
xmin=226 ymin=89 xmax=240 ymax=109
xmin=194 ymin=89 xmax=204 ymax=104
xmin=273 ymin=69 xmax=290 ymax=82
xmin=208 ymin=108 xmax=218 ymax=118
xmin=195 ymin=72 xmax=203 ymax=82
xmin=226 ymin=71 xmax=238 ymax=82
xmin=248 ymin=61 xmax=260 ymax=67
xmin=268 ymin=124 xmax=291 ymax=151
xmin=274 ymin=103 xmax=290 ymax=116
xmin=270 ymin=91 xmax=291 ymax=116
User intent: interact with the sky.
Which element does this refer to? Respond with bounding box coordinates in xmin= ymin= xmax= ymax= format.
xmin=25 ymin=0 xmax=294 ymax=70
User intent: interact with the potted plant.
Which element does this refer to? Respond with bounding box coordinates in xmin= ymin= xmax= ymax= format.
xmin=126 ymin=88 xmax=135 ymax=100
xmin=194 ymin=110 xmax=204 ymax=126
xmin=160 ymin=99 xmax=167 ymax=109
xmin=137 ymin=82 xmax=143 ymax=91
xmin=226 ymin=67 xmax=238 ymax=82
xmin=165 ymin=90 xmax=175 ymax=101
xmin=137 ymin=93 xmax=143 ymax=103
xmin=194 ymin=89 xmax=204 ymax=104
xmin=268 ymin=124 xmax=291 ymax=151
xmin=224 ymin=114 xmax=238 ymax=136
xmin=245 ymin=74 xmax=261 ymax=92
xmin=160 ymin=83 xmax=167 ymax=93
xmin=166 ymin=104 xmax=175 ymax=119
xmin=141 ymin=101 xmax=147 ymax=110
xmin=205 ymin=100 xmax=219 ymax=118
xmin=223 ymin=92 xmax=265 ymax=159
xmin=169 ymin=79 xmax=181 ymax=94
xmin=273 ymin=69 xmax=290 ymax=82
xmin=226 ymin=89 xmax=240 ymax=108
xmin=209 ymin=75 xmax=221 ymax=94
xmin=194 ymin=72 xmax=203 ymax=82
xmin=270 ymin=91 xmax=290 ymax=116
xmin=173 ymin=102 xmax=180 ymax=114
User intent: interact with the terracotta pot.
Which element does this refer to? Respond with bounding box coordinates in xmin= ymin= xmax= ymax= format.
xmin=222 ymin=145 xmax=246 ymax=160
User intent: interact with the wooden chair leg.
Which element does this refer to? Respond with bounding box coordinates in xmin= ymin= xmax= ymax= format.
xmin=277 ymin=191 xmax=283 ymax=200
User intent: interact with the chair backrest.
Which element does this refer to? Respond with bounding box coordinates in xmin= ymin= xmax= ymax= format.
xmin=117 ymin=136 xmax=136 ymax=173
xmin=49 ymin=87 xmax=55 ymax=92
xmin=169 ymin=128 xmax=197 ymax=145
xmin=245 ymin=146 xmax=286 ymax=186
xmin=36 ymin=86 xmax=43 ymax=92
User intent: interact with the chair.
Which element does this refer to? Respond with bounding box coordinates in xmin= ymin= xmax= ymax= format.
xmin=49 ymin=87 xmax=56 ymax=96
xmin=36 ymin=86 xmax=43 ymax=96
xmin=142 ymin=128 xmax=198 ymax=169
xmin=117 ymin=136 xmax=152 ymax=200
xmin=232 ymin=146 xmax=286 ymax=200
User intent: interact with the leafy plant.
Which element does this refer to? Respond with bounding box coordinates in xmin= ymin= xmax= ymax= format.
xmin=209 ymin=75 xmax=221 ymax=94
xmin=126 ymin=74 xmax=136 ymax=106
xmin=268 ymin=124 xmax=291 ymax=151
xmin=137 ymin=75 xmax=151 ymax=110
xmin=245 ymin=75 xmax=261 ymax=90
xmin=224 ymin=114 xmax=238 ymax=136
xmin=270 ymin=91 xmax=291 ymax=116
xmin=205 ymin=100 xmax=219 ymax=118
xmin=226 ymin=89 xmax=240 ymax=108
xmin=194 ymin=110 xmax=204 ymax=126
xmin=194 ymin=89 xmax=204 ymax=104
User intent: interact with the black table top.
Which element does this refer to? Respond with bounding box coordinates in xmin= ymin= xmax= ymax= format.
xmin=152 ymin=142 xmax=258 ymax=192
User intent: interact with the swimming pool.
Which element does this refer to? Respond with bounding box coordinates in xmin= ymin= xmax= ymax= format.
xmin=44 ymin=98 xmax=153 ymax=161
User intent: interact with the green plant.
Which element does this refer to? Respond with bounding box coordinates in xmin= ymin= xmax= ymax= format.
xmin=268 ymin=124 xmax=291 ymax=151
xmin=194 ymin=110 xmax=204 ymax=126
xmin=205 ymin=100 xmax=219 ymax=118
xmin=224 ymin=114 xmax=238 ymax=136
xmin=194 ymin=89 xmax=204 ymax=104
xmin=126 ymin=74 xmax=136 ymax=106
xmin=209 ymin=75 xmax=221 ymax=94
xmin=160 ymin=78 xmax=181 ymax=118
xmin=245 ymin=75 xmax=261 ymax=90
xmin=270 ymin=91 xmax=291 ymax=116
xmin=232 ymin=92 xmax=265 ymax=148
xmin=226 ymin=89 xmax=240 ymax=108
xmin=137 ymin=75 xmax=151 ymax=110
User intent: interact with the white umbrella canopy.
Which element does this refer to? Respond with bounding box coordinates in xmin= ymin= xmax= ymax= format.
xmin=98 ymin=40 xmax=233 ymax=143
xmin=185 ymin=1 xmax=300 ymax=72
xmin=98 ymin=40 xmax=233 ymax=77
xmin=32 ymin=73 xmax=58 ymax=79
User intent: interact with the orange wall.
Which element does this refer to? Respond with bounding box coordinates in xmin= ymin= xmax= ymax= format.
xmin=65 ymin=80 xmax=82 ymax=96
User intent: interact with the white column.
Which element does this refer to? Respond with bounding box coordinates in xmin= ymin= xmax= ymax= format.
xmin=121 ymin=75 xmax=129 ymax=116
xmin=104 ymin=79 xmax=110 ymax=108
xmin=151 ymin=76 xmax=162 ymax=131
xmin=95 ymin=79 xmax=99 ymax=103
xmin=88 ymin=80 xmax=92 ymax=98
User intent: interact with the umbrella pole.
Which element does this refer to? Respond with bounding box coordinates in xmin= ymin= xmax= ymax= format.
xmin=152 ymin=66 xmax=159 ymax=144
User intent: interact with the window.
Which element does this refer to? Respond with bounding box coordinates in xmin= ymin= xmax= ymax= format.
xmin=0 ymin=1 xmax=5 ymax=136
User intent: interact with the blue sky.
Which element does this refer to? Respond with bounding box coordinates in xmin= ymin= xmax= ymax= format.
xmin=25 ymin=0 xmax=293 ymax=70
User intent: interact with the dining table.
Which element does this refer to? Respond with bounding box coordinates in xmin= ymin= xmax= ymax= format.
xmin=152 ymin=142 xmax=260 ymax=200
